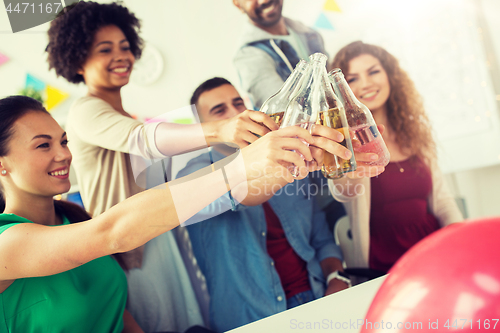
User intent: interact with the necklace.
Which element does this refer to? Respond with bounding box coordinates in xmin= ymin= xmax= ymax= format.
xmin=394 ymin=161 xmax=405 ymax=173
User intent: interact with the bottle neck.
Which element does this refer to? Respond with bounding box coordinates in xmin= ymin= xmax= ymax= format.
xmin=282 ymin=67 xmax=307 ymax=98
xmin=311 ymin=58 xmax=326 ymax=76
xmin=330 ymin=72 xmax=360 ymax=108
xmin=303 ymin=60 xmax=326 ymax=92
xmin=303 ymin=60 xmax=328 ymax=117
xmin=330 ymin=71 xmax=373 ymax=128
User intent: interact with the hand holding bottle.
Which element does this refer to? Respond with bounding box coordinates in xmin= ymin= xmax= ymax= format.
xmin=309 ymin=124 xmax=384 ymax=178
xmin=206 ymin=110 xmax=278 ymax=148
xmin=307 ymin=124 xmax=353 ymax=171
xmin=342 ymin=124 xmax=386 ymax=179
xmin=240 ymin=126 xmax=315 ymax=183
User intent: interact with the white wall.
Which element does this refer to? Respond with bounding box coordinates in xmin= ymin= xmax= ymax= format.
xmin=0 ymin=1 xmax=248 ymax=122
xmin=450 ymin=0 xmax=500 ymax=219
xmin=0 ymin=0 xmax=498 ymax=219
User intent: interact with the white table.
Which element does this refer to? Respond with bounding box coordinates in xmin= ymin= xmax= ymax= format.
xmin=227 ymin=276 xmax=387 ymax=333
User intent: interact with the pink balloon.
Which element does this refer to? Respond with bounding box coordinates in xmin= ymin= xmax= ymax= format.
xmin=361 ymin=218 xmax=500 ymax=332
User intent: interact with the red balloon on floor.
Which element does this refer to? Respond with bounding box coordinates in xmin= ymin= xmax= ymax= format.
xmin=361 ymin=218 xmax=500 ymax=332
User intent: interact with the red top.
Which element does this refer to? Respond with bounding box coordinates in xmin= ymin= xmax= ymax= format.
xmin=369 ymin=157 xmax=440 ymax=273
xmin=263 ymin=202 xmax=311 ymax=299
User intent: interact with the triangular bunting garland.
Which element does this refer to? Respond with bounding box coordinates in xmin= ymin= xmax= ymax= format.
xmin=0 ymin=52 xmax=8 ymax=67
xmin=46 ymin=85 xmax=69 ymax=111
xmin=324 ymin=0 xmax=342 ymax=12
xmin=314 ymin=12 xmax=335 ymax=31
xmin=25 ymin=73 xmax=46 ymax=92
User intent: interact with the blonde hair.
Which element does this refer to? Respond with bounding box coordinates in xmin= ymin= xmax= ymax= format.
xmin=331 ymin=41 xmax=436 ymax=165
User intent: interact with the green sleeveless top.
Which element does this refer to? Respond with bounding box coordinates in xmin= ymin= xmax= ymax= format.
xmin=0 ymin=214 xmax=127 ymax=332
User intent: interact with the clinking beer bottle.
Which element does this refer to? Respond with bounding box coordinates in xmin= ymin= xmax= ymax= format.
xmin=281 ymin=53 xmax=355 ymax=178
xmin=279 ymin=55 xmax=322 ymax=177
xmin=315 ymin=86 xmax=357 ymax=178
xmin=328 ymin=68 xmax=390 ymax=167
xmin=260 ymin=59 xmax=309 ymax=127
xmin=314 ymin=62 xmax=357 ymax=179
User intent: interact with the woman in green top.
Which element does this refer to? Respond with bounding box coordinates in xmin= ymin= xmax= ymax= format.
xmin=0 ymin=96 xmax=320 ymax=332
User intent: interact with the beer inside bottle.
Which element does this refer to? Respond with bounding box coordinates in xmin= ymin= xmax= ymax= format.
xmin=316 ymin=108 xmax=356 ymax=178
xmin=269 ymin=111 xmax=285 ymax=127
xmin=329 ymin=68 xmax=390 ymax=167
xmin=254 ymin=111 xmax=286 ymax=138
xmin=351 ymin=124 xmax=390 ymax=166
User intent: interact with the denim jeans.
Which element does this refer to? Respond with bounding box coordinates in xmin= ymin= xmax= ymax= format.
xmin=286 ymin=289 xmax=315 ymax=309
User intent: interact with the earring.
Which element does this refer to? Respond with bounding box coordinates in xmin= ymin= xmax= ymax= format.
xmin=1 ymin=170 xmax=6 ymax=175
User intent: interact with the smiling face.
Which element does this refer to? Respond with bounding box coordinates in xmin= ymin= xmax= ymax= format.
xmin=0 ymin=111 xmax=72 ymax=200
xmin=78 ymin=24 xmax=135 ymax=90
xmin=196 ymin=84 xmax=247 ymax=123
xmin=345 ymin=54 xmax=391 ymax=115
xmin=233 ymin=0 xmax=283 ymax=28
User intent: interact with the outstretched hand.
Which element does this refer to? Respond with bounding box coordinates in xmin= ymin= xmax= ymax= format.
xmin=307 ymin=124 xmax=353 ymax=172
xmin=240 ymin=126 xmax=315 ymax=183
xmin=212 ymin=110 xmax=279 ymax=148
xmin=308 ymin=124 xmax=386 ymax=179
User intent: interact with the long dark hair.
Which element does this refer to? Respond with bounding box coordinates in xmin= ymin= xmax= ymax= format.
xmin=0 ymin=95 xmax=48 ymax=156
xmin=0 ymin=96 xmax=49 ymax=211
xmin=0 ymin=96 xmax=90 ymax=224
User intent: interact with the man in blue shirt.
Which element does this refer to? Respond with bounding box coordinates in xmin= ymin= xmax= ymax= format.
xmin=177 ymin=77 xmax=351 ymax=332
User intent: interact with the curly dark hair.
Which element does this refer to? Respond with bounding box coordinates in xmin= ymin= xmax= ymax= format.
xmin=331 ymin=41 xmax=436 ymax=164
xmin=46 ymin=1 xmax=143 ymax=84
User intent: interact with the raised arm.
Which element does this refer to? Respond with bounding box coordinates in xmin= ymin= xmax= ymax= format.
xmin=70 ymin=97 xmax=279 ymax=159
xmin=0 ymin=126 xmax=315 ymax=281
xmin=156 ymin=109 xmax=280 ymax=155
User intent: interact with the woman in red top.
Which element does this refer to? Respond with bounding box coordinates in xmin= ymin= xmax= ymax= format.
xmin=330 ymin=41 xmax=463 ymax=273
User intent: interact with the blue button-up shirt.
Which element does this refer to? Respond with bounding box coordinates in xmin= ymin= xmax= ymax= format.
xmin=177 ymin=149 xmax=342 ymax=332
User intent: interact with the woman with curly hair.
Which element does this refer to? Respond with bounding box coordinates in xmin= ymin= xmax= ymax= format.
xmin=330 ymin=41 xmax=463 ymax=274
xmin=45 ymin=1 xmax=283 ymax=332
